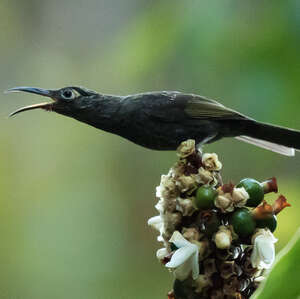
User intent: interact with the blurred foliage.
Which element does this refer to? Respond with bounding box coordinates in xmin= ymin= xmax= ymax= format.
xmin=253 ymin=228 xmax=300 ymax=299
xmin=0 ymin=0 xmax=299 ymax=298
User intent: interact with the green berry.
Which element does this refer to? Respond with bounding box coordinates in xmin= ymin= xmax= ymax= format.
xmin=256 ymin=215 xmax=277 ymax=232
xmin=237 ymin=178 xmax=264 ymax=207
xmin=230 ymin=208 xmax=256 ymax=238
xmin=194 ymin=185 xmax=218 ymax=209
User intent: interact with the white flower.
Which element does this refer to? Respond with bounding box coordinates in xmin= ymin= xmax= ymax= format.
xmin=251 ymin=229 xmax=278 ymax=269
xmin=202 ymin=153 xmax=222 ymax=171
xmin=156 ymin=248 xmax=169 ymax=260
xmin=155 ymin=199 xmax=164 ymax=213
xmin=148 ymin=215 xmax=163 ymax=232
xmin=232 ymin=187 xmax=249 ymax=207
xmin=165 ymin=231 xmax=199 ymax=281
xmin=148 ymin=215 xmax=164 ymax=242
xmin=156 ymin=186 xmax=162 ymax=198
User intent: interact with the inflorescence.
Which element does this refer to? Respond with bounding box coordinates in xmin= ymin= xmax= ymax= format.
xmin=148 ymin=140 xmax=291 ymax=299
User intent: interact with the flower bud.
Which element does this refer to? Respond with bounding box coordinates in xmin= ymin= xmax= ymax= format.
xmin=214 ymin=226 xmax=232 ymax=249
xmin=232 ymin=187 xmax=249 ymax=207
xmin=215 ymin=193 xmax=234 ymax=213
xmin=202 ymin=153 xmax=222 ymax=171
xmin=177 ymin=139 xmax=196 ymax=158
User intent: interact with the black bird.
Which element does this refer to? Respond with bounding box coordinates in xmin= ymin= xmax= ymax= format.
xmin=7 ymin=86 xmax=300 ymax=156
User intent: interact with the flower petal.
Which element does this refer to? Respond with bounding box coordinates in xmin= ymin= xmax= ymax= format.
xmin=169 ymin=231 xmax=191 ymax=248
xmin=251 ymin=229 xmax=277 ymax=269
xmin=157 ymin=235 xmax=164 ymax=242
xmin=155 ymin=199 xmax=164 ymax=213
xmin=257 ymin=237 xmax=275 ymax=268
xmin=148 ymin=216 xmax=163 ymax=229
xmin=156 ymin=186 xmax=162 ymax=198
xmin=156 ymin=248 xmax=169 ymax=260
xmin=165 ymin=245 xmax=196 ymax=268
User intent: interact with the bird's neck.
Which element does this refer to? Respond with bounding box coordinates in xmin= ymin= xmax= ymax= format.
xmin=57 ymin=94 xmax=124 ymax=134
xmin=82 ymin=95 xmax=124 ymax=133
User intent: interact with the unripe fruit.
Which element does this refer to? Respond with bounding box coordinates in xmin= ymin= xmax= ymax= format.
xmin=256 ymin=215 xmax=277 ymax=233
xmin=194 ymin=186 xmax=218 ymax=209
xmin=230 ymin=208 xmax=256 ymax=238
xmin=237 ymin=178 xmax=264 ymax=207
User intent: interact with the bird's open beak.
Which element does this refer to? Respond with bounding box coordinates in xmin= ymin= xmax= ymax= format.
xmin=6 ymin=87 xmax=55 ymax=117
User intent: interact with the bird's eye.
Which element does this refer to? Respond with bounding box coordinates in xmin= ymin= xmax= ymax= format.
xmin=61 ymin=89 xmax=75 ymax=100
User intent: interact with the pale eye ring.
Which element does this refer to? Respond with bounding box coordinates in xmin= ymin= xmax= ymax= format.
xmin=61 ymin=89 xmax=75 ymax=100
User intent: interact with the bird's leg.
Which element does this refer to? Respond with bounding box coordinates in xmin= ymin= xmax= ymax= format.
xmin=216 ymin=172 xmax=223 ymax=186
xmin=196 ymin=134 xmax=217 ymax=154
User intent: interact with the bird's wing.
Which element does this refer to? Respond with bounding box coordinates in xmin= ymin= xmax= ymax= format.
xmin=184 ymin=96 xmax=248 ymax=120
xmin=134 ymin=91 xmax=248 ymax=122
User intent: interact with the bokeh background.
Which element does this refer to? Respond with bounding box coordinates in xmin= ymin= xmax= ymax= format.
xmin=0 ymin=1 xmax=300 ymax=298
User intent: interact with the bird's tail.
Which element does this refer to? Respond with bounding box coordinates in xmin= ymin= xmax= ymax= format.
xmin=236 ymin=120 xmax=300 ymax=156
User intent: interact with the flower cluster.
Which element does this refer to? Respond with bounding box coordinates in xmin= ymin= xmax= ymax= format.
xmin=148 ymin=140 xmax=291 ymax=299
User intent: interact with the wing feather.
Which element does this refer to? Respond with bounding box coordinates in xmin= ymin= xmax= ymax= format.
xmin=185 ymin=97 xmax=248 ymax=120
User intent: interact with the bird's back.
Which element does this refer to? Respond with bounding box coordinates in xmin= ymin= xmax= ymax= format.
xmin=117 ymin=91 xmax=237 ymax=150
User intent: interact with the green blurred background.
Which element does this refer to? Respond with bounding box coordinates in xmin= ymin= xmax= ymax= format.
xmin=0 ymin=1 xmax=300 ymax=298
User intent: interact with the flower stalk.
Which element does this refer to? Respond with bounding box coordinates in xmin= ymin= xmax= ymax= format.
xmin=148 ymin=140 xmax=291 ymax=298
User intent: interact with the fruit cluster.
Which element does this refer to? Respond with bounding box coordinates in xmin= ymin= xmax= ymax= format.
xmin=195 ymin=177 xmax=286 ymax=240
xmin=148 ymin=140 xmax=291 ymax=299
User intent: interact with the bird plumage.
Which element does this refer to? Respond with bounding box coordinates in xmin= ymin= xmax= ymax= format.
xmin=7 ymin=87 xmax=300 ymax=156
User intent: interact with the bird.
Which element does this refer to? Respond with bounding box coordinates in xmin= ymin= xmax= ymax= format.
xmin=6 ymin=86 xmax=300 ymax=156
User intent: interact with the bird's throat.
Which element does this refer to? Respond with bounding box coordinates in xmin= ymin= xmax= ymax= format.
xmin=56 ymin=95 xmax=124 ymax=135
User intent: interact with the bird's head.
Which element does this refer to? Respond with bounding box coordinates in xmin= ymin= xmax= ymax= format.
xmin=7 ymin=86 xmax=99 ymax=117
